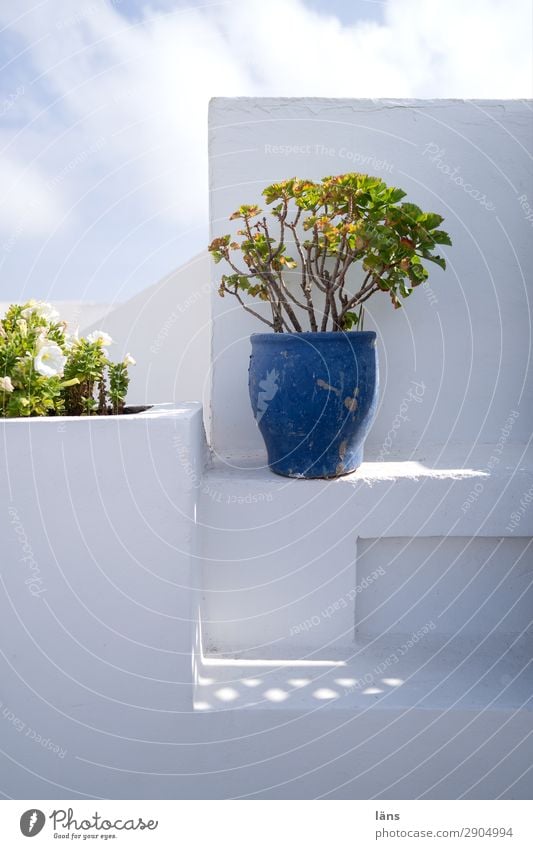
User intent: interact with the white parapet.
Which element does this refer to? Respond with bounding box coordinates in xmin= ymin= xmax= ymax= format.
xmin=0 ymin=403 xmax=206 ymax=731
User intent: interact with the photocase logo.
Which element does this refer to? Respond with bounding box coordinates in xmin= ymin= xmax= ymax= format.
xmin=255 ymin=368 xmax=279 ymax=423
xmin=17 ymin=806 xmax=159 ymax=839
xmin=20 ymin=809 xmax=45 ymax=837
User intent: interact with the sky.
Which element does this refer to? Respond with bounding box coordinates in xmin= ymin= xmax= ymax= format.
xmin=0 ymin=0 xmax=531 ymax=303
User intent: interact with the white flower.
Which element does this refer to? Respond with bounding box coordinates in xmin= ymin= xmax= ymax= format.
xmin=21 ymin=300 xmax=60 ymax=323
xmin=0 ymin=376 xmax=14 ymax=393
xmin=16 ymin=318 xmax=27 ymax=336
xmin=33 ymin=343 xmax=67 ymax=378
xmin=123 ymin=353 xmax=136 ymax=366
xmin=64 ymin=329 xmax=79 ymax=350
xmin=86 ymin=330 xmax=113 ymax=347
xmin=35 ymin=333 xmax=50 ymax=351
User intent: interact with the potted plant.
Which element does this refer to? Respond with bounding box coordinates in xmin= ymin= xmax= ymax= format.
xmin=209 ymin=173 xmax=452 ymax=478
xmin=0 ymin=301 xmax=136 ymax=417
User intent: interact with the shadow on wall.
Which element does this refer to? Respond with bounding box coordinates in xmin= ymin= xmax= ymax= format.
xmin=83 ymin=252 xmax=212 ymax=420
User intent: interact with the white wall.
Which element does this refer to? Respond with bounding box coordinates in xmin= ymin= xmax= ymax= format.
xmin=83 ymin=253 xmax=212 ymax=413
xmin=2 ymin=406 xmax=531 ymax=800
xmin=0 ymin=404 xmax=205 ymax=704
xmin=209 ymin=98 xmax=532 ymax=455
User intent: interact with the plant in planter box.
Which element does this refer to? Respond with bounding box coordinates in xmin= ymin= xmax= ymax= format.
xmin=0 ymin=301 xmax=136 ymax=417
xmin=209 ymin=173 xmax=452 ymax=478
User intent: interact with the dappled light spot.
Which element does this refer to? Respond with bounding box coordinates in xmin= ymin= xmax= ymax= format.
xmin=214 ymin=687 xmax=240 ymax=702
xmin=362 ymin=687 xmax=383 ymax=695
xmin=335 ymin=678 xmax=357 ymax=687
xmin=287 ymin=678 xmax=310 ymax=688
xmin=313 ymin=688 xmax=340 ymax=700
xmin=263 ymin=688 xmax=289 ymax=702
xmin=382 ymin=678 xmax=404 ymax=687
xmin=241 ymin=678 xmax=262 ymax=688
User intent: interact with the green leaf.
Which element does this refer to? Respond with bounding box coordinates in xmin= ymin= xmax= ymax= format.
xmin=410 ymin=263 xmax=427 ymax=280
xmin=229 ymin=204 xmax=262 ymax=221
xmin=432 ymin=229 xmax=452 ymax=246
xmin=388 ymin=187 xmax=407 ymax=203
xmin=420 ymin=212 xmax=444 ymax=229
xmin=400 ymin=202 xmax=423 ymax=222
xmin=424 ymin=254 xmax=446 ymax=270
xmin=362 ymin=254 xmax=381 ymax=271
xmin=341 ymin=311 xmax=360 ymax=330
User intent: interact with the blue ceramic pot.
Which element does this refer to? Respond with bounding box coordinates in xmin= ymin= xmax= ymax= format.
xmin=249 ymin=331 xmax=379 ymax=478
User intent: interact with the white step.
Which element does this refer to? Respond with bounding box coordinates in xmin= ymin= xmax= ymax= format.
xmin=197 ymin=444 xmax=533 ymax=653
xmin=194 ymin=633 xmax=532 ymax=714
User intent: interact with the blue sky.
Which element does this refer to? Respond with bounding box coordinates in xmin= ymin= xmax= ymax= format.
xmin=0 ymin=0 xmax=531 ymax=303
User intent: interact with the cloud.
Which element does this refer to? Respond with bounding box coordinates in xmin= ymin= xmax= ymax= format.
xmin=0 ymin=0 xmax=530 ymax=299
xmin=0 ymin=154 xmax=64 ymax=236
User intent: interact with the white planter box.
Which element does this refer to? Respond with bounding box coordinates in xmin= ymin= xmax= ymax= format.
xmin=0 ymin=403 xmax=206 ymax=731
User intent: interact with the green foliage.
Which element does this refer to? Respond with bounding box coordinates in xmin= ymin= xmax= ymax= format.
xmin=0 ymin=301 xmax=136 ymax=418
xmin=208 ymin=172 xmax=452 ymax=332
xmin=108 ymin=360 xmax=132 ymax=415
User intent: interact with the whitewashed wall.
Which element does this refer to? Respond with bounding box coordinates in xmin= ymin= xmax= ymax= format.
xmin=209 ymin=98 xmax=532 ymax=455
xmin=83 ymin=253 xmax=212 ymax=414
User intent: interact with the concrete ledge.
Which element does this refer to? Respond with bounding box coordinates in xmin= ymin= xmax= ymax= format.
xmin=202 ymin=443 xmax=533 ymax=537
xmin=198 ymin=444 xmax=533 ymax=653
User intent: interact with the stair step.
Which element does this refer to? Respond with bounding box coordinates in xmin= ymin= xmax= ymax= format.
xmin=197 ymin=444 xmax=533 ymax=652
xmin=194 ymin=633 xmax=533 ymax=713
